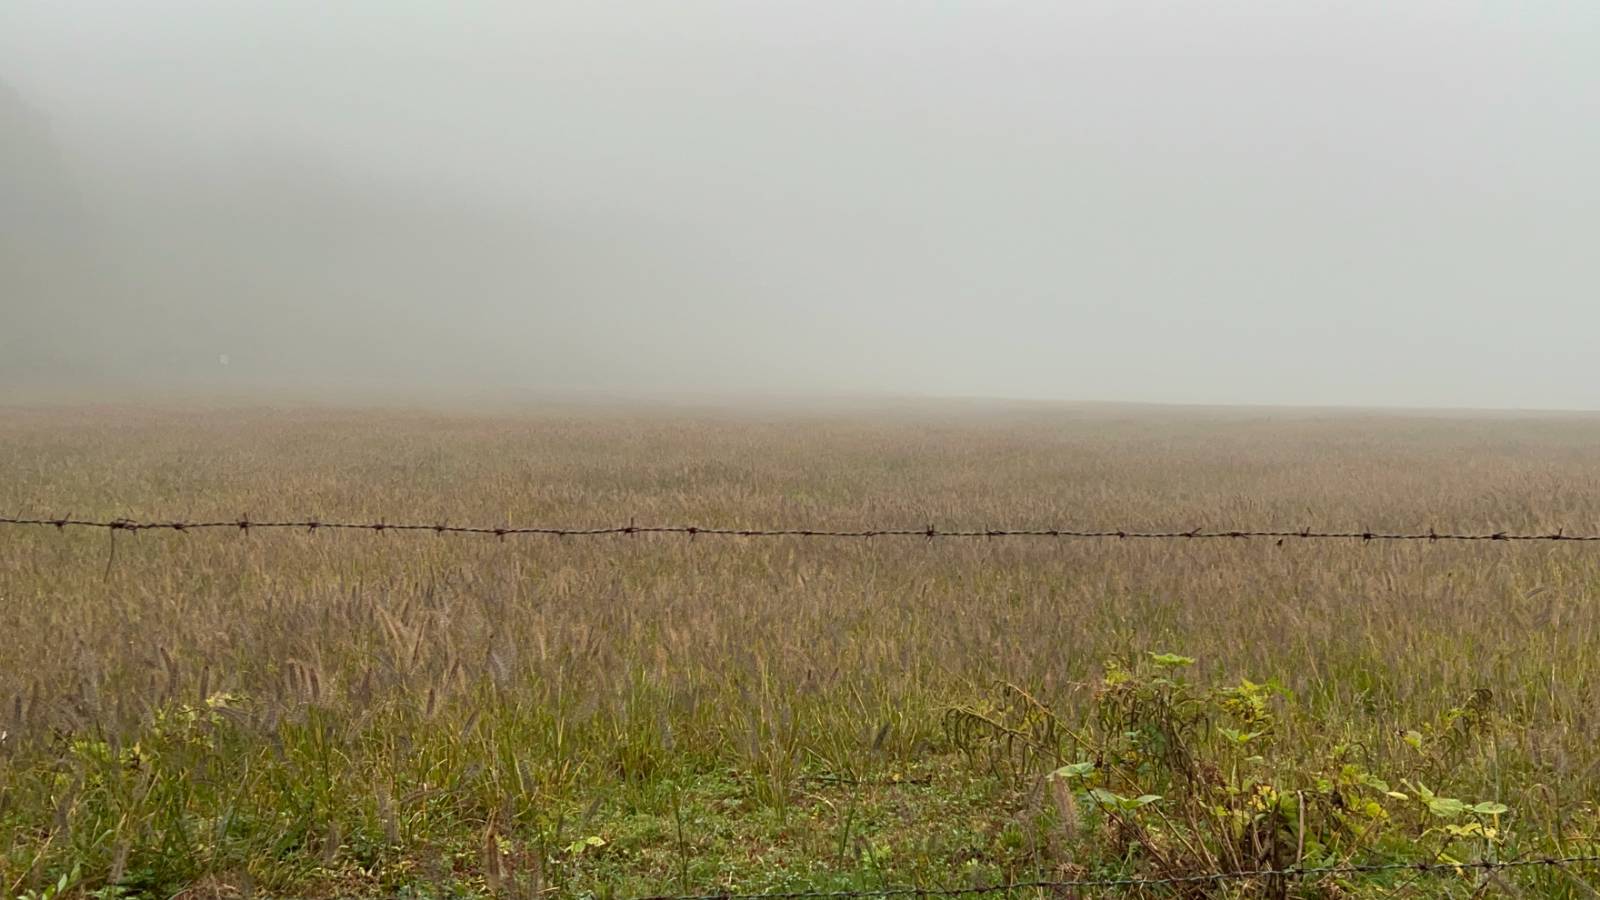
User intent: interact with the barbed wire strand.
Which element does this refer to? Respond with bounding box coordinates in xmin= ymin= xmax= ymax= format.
xmin=629 ymin=854 xmax=1600 ymax=899
xmin=2 ymin=515 xmax=1598 ymax=543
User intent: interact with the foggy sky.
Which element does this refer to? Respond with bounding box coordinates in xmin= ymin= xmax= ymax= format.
xmin=2 ymin=1 xmax=1597 ymax=409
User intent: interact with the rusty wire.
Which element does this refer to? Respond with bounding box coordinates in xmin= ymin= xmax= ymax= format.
xmin=1 ymin=514 xmax=1598 ymax=543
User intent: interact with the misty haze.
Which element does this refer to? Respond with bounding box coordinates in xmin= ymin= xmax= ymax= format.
xmin=5 ymin=1 xmax=1598 ymax=408
xmin=5 ymin=3 xmax=1600 ymax=898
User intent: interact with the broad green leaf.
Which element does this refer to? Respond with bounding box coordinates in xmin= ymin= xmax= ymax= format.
xmin=565 ymin=835 xmax=607 ymax=855
xmin=1472 ymin=801 xmax=1509 ymax=816
xmin=1148 ymin=652 xmax=1196 ymax=667
xmin=1049 ymin=762 xmax=1096 ymax=780
xmin=1218 ymin=727 xmax=1261 ymax=745
xmin=1088 ymin=788 xmax=1162 ymax=811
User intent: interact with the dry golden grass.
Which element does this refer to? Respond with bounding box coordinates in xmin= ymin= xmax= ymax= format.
xmin=2 ymin=403 xmax=1599 ymax=897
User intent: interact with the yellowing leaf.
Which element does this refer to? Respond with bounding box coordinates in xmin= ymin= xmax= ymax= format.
xmin=1148 ymin=652 xmax=1196 ymax=667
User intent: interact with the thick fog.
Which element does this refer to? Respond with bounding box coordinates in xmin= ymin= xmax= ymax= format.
xmin=2 ymin=1 xmax=1597 ymax=408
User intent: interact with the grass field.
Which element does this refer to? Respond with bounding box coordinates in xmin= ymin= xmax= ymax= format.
xmin=3 ymin=403 xmax=1600 ymax=898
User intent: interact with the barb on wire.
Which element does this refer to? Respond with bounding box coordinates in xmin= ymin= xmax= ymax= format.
xmin=1 ymin=515 xmax=1597 ymax=544
xmin=627 ymin=854 xmax=1600 ymax=899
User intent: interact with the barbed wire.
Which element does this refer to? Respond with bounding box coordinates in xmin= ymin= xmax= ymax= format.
xmin=630 ymin=853 xmax=1600 ymax=899
xmin=2 ymin=515 xmax=1599 ymax=544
